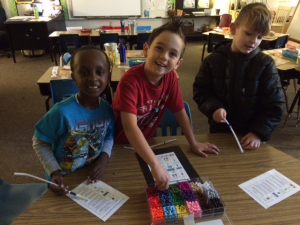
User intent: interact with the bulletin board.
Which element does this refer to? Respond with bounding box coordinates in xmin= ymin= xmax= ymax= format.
xmin=142 ymin=0 xmax=169 ymax=18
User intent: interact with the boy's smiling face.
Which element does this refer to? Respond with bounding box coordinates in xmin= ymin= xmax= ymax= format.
xmin=71 ymin=49 xmax=110 ymax=101
xmin=230 ymin=23 xmax=264 ymax=54
xmin=143 ymin=31 xmax=183 ymax=83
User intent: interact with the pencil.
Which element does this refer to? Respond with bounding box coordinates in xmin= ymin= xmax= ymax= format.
xmin=124 ymin=139 xmax=177 ymax=150
xmin=224 ymin=119 xmax=244 ymax=153
xmin=14 ymin=172 xmax=88 ymax=200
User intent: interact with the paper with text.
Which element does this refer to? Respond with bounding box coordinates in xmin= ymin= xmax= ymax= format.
xmin=239 ymin=169 xmax=300 ymax=209
xmin=149 ymin=152 xmax=190 ymax=183
xmin=67 ymin=180 xmax=129 ymax=221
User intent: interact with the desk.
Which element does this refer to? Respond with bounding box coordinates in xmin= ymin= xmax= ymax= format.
xmin=5 ymin=14 xmax=66 ymax=63
xmin=12 ymin=134 xmax=300 ymax=224
xmin=202 ymin=31 xmax=289 ymax=42
xmin=49 ymin=30 xmax=139 ymax=49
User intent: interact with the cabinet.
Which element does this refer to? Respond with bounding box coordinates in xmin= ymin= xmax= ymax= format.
xmin=5 ymin=13 xmax=66 ymax=62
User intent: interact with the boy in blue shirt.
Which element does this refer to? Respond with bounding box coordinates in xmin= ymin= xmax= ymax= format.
xmin=33 ymin=46 xmax=115 ymax=195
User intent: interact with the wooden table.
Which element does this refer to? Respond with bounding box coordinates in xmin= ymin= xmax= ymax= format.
xmin=12 ymin=134 xmax=300 ymax=225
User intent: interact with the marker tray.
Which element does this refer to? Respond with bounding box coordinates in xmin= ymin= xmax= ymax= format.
xmin=128 ymin=59 xmax=146 ymax=68
xmin=145 ymin=177 xmax=226 ymax=225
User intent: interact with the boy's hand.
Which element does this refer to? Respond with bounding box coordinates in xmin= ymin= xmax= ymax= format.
xmin=151 ymin=163 xmax=170 ymax=191
xmin=212 ymin=108 xmax=227 ymax=122
xmin=191 ymin=142 xmax=220 ymax=158
xmin=50 ymin=170 xmax=68 ymax=196
xmin=87 ymin=152 xmax=109 ymax=184
xmin=241 ymin=132 xmax=261 ymax=150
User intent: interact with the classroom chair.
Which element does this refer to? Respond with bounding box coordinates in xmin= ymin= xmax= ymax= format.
xmin=50 ymin=79 xmax=79 ymax=105
xmin=155 ymin=101 xmax=192 ymax=137
xmin=269 ymin=35 xmax=289 ymax=49
xmin=0 ymin=178 xmax=48 ymax=225
xmin=52 ymin=34 xmax=82 ymax=66
xmin=201 ymin=33 xmax=225 ymax=61
xmin=135 ymin=33 xmax=151 ymax=50
xmin=0 ymin=6 xmax=12 ymax=61
xmin=99 ymin=33 xmax=119 ymax=50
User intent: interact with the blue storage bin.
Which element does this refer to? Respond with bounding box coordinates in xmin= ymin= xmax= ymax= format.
xmin=128 ymin=59 xmax=146 ymax=67
xmin=282 ymin=50 xmax=298 ymax=62
xmin=137 ymin=26 xmax=151 ymax=32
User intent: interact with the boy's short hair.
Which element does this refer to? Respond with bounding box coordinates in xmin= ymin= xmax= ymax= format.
xmin=70 ymin=46 xmax=111 ymax=72
xmin=234 ymin=3 xmax=272 ymax=35
xmin=147 ymin=18 xmax=186 ymax=58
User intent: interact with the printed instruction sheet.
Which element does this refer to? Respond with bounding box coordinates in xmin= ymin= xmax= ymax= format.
xmin=239 ymin=169 xmax=300 ymax=209
xmin=67 ymin=180 xmax=129 ymax=221
xmin=150 ymin=152 xmax=190 ymax=183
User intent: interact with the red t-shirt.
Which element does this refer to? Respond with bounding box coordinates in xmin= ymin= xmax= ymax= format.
xmin=112 ymin=63 xmax=184 ymax=143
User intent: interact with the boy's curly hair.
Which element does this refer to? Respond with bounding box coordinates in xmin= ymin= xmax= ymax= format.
xmin=147 ymin=18 xmax=186 ymax=58
xmin=235 ymin=3 xmax=272 ymax=36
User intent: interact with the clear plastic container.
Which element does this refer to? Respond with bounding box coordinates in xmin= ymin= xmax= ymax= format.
xmin=145 ymin=178 xmax=228 ymax=225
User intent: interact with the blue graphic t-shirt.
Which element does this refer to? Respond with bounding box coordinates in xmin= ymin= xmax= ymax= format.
xmin=34 ymin=95 xmax=115 ymax=178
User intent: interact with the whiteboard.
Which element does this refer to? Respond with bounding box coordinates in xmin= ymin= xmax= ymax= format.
xmin=71 ymin=0 xmax=142 ymax=17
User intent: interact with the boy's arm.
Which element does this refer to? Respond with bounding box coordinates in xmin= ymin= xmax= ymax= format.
xmin=32 ymin=136 xmax=61 ymax=176
xmin=101 ymin=140 xmax=113 ymax=157
xmin=248 ymin=62 xmax=285 ymax=141
xmin=174 ymin=109 xmax=219 ymax=157
xmin=120 ymin=111 xmax=170 ymax=190
xmin=193 ymin=61 xmax=224 ymax=118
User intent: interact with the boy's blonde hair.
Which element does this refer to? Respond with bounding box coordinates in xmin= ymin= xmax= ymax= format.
xmin=234 ymin=3 xmax=272 ymax=35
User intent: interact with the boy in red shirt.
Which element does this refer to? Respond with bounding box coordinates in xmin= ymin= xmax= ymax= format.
xmin=112 ymin=19 xmax=219 ymax=190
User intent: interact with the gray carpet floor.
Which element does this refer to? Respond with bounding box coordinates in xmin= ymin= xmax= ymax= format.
xmin=0 ymin=40 xmax=299 ymax=185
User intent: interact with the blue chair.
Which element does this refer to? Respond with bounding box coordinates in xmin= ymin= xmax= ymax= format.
xmin=59 ymin=34 xmax=82 ymax=54
xmin=136 ymin=33 xmax=151 ymax=50
xmin=99 ymin=33 xmax=119 ymax=50
xmin=0 ymin=178 xmax=48 ymax=225
xmin=52 ymin=34 xmax=82 ymax=65
xmin=155 ymin=101 xmax=193 ymax=136
xmin=50 ymin=79 xmax=79 ymax=105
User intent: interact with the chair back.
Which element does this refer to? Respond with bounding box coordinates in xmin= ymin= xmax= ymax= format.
xmin=272 ymin=5 xmax=292 ymax=33
xmin=50 ymin=79 xmax=79 ymax=105
xmin=136 ymin=33 xmax=151 ymax=50
xmin=155 ymin=101 xmax=192 ymax=136
xmin=59 ymin=34 xmax=82 ymax=55
xmin=272 ymin=35 xmax=289 ymax=49
xmin=99 ymin=33 xmax=119 ymax=50
xmin=208 ymin=33 xmax=225 ymax=52
xmin=218 ymin=14 xmax=232 ymax=28
xmin=0 ymin=6 xmax=7 ymax=31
